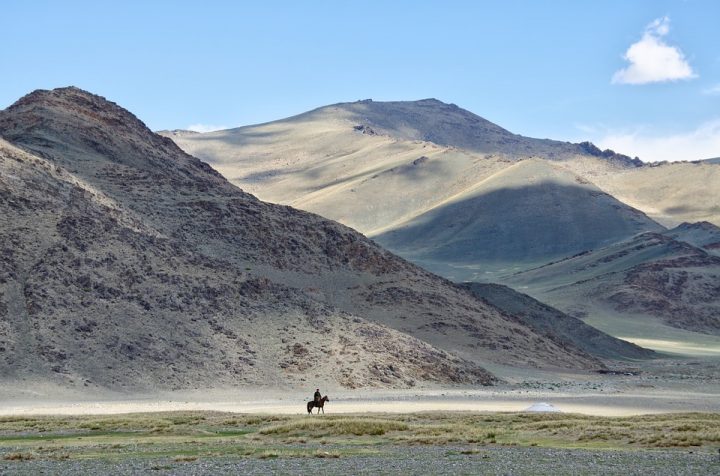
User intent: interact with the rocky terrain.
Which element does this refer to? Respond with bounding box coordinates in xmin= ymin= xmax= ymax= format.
xmin=0 ymin=137 xmax=500 ymax=390
xmin=505 ymin=230 xmax=720 ymax=335
xmin=460 ymin=283 xmax=655 ymax=360
xmin=1 ymin=87 xmax=640 ymax=393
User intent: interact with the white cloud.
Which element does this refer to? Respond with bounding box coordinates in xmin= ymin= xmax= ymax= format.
xmin=592 ymin=120 xmax=720 ymax=162
xmin=702 ymin=84 xmax=720 ymax=95
xmin=612 ymin=16 xmax=696 ymax=85
xmin=186 ymin=123 xmax=229 ymax=133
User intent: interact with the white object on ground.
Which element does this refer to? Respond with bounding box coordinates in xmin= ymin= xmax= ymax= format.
xmin=525 ymin=402 xmax=561 ymax=412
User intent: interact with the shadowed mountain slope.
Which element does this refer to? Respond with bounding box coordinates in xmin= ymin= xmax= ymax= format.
xmin=662 ymin=222 xmax=720 ymax=253
xmin=460 ymin=283 xmax=655 ymax=360
xmin=163 ymin=97 xmax=719 ymax=350
xmin=0 ymin=87 xmax=626 ymax=391
xmin=374 ymin=159 xmax=663 ymax=280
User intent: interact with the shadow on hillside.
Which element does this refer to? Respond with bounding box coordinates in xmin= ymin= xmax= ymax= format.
xmin=235 ymin=150 xmax=451 ymax=190
xmin=374 ymin=181 xmax=663 ymax=265
xmin=192 ymin=126 xmax=293 ymax=146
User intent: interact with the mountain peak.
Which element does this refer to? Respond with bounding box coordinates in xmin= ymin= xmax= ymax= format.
xmin=6 ymin=86 xmax=150 ymax=136
xmin=325 ymin=98 xmax=516 ymax=150
xmin=0 ymin=86 xmax=226 ymax=184
xmin=675 ymin=221 xmax=720 ymax=231
xmin=299 ymin=100 xmax=640 ymax=166
xmin=411 ymin=97 xmax=448 ymax=105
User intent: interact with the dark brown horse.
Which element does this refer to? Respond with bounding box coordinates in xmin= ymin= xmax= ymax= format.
xmin=307 ymin=395 xmax=329 ymax=414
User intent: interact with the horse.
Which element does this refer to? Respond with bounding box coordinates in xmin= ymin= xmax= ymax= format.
xmin=307 ymin=395 xmax=329 ymax=414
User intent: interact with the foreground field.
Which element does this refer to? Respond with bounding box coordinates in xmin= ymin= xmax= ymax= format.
xmin=0 ymin=411 xmax=718 ymax=475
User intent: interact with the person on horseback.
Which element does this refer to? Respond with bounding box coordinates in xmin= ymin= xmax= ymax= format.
xmin=307 ymin=390 xmax=329 ymax=414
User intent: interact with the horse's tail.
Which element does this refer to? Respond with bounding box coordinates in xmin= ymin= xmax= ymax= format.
xmin=307 ymin=401 xmax=313 ymax=414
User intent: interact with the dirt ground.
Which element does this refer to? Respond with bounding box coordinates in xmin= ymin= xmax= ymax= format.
xmin=1 ymin=356 xmax=717 ymax=418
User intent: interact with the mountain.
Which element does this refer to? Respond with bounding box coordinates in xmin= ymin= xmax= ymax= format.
xmin=503 ymin=231 xmax=720 ymax=336
xmin=163 ymin=98 xmax=719 ymax=349
xmin=0 ymin=137 xmax=494 ymax=390
xmin=460 ymin=283 xmax=655 ymax=360
xmin=662 ymin=222 xmax=720 ymax=253
xmin=0 ymin=87 xmax=618 ymax=392
xmin=165 ymin=100 xmax=719 ymax=233
xmin=165 ymin=99 xmax=662 ymax=278
xmin=561 ymin=159 xmax=720 ymax=228
xmin=257 ymin=98 xmax=639 ymax=163
xmin=374 ymin=158 xmax=663 ymax=280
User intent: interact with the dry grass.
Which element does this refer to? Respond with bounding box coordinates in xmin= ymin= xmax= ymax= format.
xmin=260 ymin=417 xmax=409 ymax=436
xmin=0 ymin=411 xmax=718 ymax=463
xmin=173 ymin=455 xmax=198 ymax=462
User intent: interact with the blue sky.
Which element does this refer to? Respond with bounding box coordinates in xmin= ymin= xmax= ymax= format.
xmin=2 ymin=0 xmax=719 ymax=161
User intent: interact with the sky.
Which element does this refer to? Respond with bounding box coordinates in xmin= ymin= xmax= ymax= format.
xmin=2 ymin=0 xmax=719 ymax=162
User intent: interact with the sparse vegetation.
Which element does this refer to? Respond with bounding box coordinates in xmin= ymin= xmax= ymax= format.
xmin=0 ymin=410 xmax=718 ymax=467
xmin=260 ymin=418 xmax=409 ymax=436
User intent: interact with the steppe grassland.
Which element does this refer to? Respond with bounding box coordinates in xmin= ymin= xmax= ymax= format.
xmin=0 ymin=411 xmax=718 ymax=462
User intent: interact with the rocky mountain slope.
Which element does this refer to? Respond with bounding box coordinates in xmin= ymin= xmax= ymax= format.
xmin=1 ymin=87 xmax=630 ymax=392
xmin=461 ymin=283 xmax=655 ymax=360
xmin=503 ymin=230 xmax=720 ymax=335
xmin=0 ymin=137 xmax=498 ymax=390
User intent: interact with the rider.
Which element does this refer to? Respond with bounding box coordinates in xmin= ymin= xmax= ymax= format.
xmin=314 ymin=388 xmax=321 ymax=403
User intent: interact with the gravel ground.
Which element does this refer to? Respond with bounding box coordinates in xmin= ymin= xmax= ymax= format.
xmin=0 ymin=445 xmax=717 ymax=476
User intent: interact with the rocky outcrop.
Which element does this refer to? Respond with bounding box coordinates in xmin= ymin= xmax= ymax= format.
xmin=577 ymin=141 xmax=643 ymax=168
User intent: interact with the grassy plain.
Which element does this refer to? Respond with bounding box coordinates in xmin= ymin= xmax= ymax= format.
xmin=0 ymin=411 xmax=718 ymax=463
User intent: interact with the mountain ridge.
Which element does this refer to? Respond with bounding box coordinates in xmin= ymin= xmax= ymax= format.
xmin=1 ymin=87 xmax=631 ymax=392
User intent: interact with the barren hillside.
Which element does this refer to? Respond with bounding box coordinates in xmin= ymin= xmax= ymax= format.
xmin=374 ymin=159 xmax=663 ymax=280
xmin=163 ymin=98 xmax=719 ymax=349
xmin=0 ymin=88 xmax=631 ymax=392
xmin=461 ymin=283 xmax=656 ymax=360
xmin=165 ymin=99 xmax=661 ymax=277
xmin=504 ymin=231 xmax=720 ymax=335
